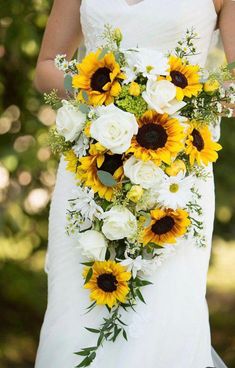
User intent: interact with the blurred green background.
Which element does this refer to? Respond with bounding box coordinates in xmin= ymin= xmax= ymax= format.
xmin=0 ymin=1 xmax=234 ymax=367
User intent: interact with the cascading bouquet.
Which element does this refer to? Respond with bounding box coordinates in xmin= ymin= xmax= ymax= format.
xmin=45 ymin=26 xmax=235 ymax=367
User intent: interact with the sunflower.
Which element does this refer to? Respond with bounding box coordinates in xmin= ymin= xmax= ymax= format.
xmin=166 ymin=56 xmax=202 ymax=100
xmin=72 ymin=50 xmax=125 ymax=106
xmin=127 ymin=110 xmax=184 ymax=165
xmin=64 ymin=149 xmax=80 ymax=174
xmin=185 ymin=122 xmax=222 ymax=166
xmin=76 ymin=143 xmax=124 ymax=201
xmin=83 ymin=260 xmax=131 ymax=308
xmin=142 ymin=208 xmax=190 ymax=246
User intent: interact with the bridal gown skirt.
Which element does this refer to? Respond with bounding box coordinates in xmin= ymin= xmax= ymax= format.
xmin=35 ymin=156 xmax=216 ymax=368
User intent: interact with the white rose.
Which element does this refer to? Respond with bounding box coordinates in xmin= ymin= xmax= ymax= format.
xmin=90 ymin=104 xmax=138 ymax=154
xmin=56 ymin=102 xmax=86 ymax=142
xmin=76 ymin=230 xmax=108 ymax=261
xmin=142 ymin=79 xmax=186 ymax=115
xmin=102 ymin=206 xmax=137 ymax=240
xmin=124 ymin=156 xmax=165 ymax=189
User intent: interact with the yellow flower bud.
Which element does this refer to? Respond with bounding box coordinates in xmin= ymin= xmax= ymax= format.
xmin=114 ymin=28 xmax=123 ymax=45
xmin=204 ymin=79 xmax=220 ymax=94
xmin=165 ymin=159 xmax=186 ymax=176
xmin=129 ymin=82 xmax=141 ymax=97
xmin=84 ymin=121 xmax=91 ymax=137
xmin=126 ymin=185 xmax=143 ymax=203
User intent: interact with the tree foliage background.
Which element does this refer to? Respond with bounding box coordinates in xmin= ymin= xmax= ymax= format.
xmin=0 ymin=1 xmax=235 ymax=367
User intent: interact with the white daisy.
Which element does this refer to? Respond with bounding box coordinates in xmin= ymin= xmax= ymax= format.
xmin=157 ymin=172 xmax=194 ymax=210
xmin=122 ymin=48 xmax=169 ymax=83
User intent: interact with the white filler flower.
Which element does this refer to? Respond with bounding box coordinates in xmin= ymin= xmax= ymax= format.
xmin=71 ymin=187 xmax=103 ymax=230
xmin=120 ymin=256 xmax=144 ymax=279
xmin=157 ymin=172 xmax=194 ymax=210
xmin=90 ymin=104 xmax=138 ymax=154
xmin=124 ymin=156 xmax=165 ymax=189
xmin=56 ymin=101 xmax=86 ymax=142
xmin=77 ymin=230 xmax=108 ymax=261
xmin=142 ymin=79 xmax=186 ymax=115
xmin=101 ymin=205 xmax=137 ymax=240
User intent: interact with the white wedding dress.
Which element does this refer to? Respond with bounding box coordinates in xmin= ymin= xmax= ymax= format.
xmin=35 ymin=1 xmax=227 ymax=367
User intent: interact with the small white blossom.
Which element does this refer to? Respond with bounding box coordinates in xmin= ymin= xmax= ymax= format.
xmin=120 ymin=256 xmax=143 ymax=278
xmin=72 ymin=133 xmax=90 ymax=158
xmin=67 ymin=187 xmax=104 ymax=232
xmin=227 ymin=108 xmax=233 ymax=118
xmin=54 ymin=54 xmax=67 ymax=71
xmin=215 ymin=102 xmax=222 ymax=113
xmin=229 ymin=94 xmax=235 ymax=104
xmin=229 ymin=82 xmax=235 ymax=90
xmin=219 ymin=87 xmax=226 ymax=98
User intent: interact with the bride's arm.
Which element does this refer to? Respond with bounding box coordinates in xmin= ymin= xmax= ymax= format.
xmin=218 ymin=0 xmax=235 ymax=66
xmin=217 ymin=0 xmax=235 ymax=115
xmin=34 ymin=0 xmax=83 ymax=97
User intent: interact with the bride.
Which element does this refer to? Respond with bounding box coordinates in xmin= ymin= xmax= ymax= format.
xmin=34 ymin=0 xmax=234 ymax=367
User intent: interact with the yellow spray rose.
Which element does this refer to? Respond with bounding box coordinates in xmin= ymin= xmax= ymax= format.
xmin=165 ymin=159 xmax=186 ymax=176
xmin=129 ymin=82 xmax=141 ymax=97
xmin=204 ymin=79 xmax=220 ymax=94
xmin=127 ymin=185 xmax=143 ymax=202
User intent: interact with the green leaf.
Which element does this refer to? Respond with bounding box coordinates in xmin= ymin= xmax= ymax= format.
xmin=117 ymin=318 xmax=128 ymax=326
xmin=86 ymin=301 xmax=96 ymax=310
xmin=76 ymin=356 xmax=90 ymax=367
xmin=90 ymin=351 xmax=96 ymax=361
xmin=79 ymin=104 xmax=90 ymax=114
xmin=113 ymin=326 xmax=122 ymax=341
xmin=80 ymin=347 xmax=97 ymax=352
xmin=228 ymin=61 xmax=235 ymax=70
xmin=75 ymin=351 xmax=90 ymax=357
xmin=64 ymin=74 xmax=73 ymax=93
xmin=143 ymin=214 xmax=151 ymax=228
xmin=82 ymin=90 xmax=89 ymax=102
xmin=97 ymin=332 xmax=104 ymax=347
xmin=81 ymin=261 xmax=95 ymax=267
xmin=97 ymin=170 xmax=117 ymax=187
xmin=75 ymin=347 xmax=97 ymax=356
xmin=123 ymin=329 xmax=128 ymax=341
xmin=147 ymin=242 xmax=163 ymax=249
xmin=136 ymin=288 xmax=146 ymax=304
xmin=84 ymin=268 xmax=93 ymax=285
xmin=135 ymin=278 xmax=153 ymax=287
xmin=85 ymin=327 xmax=100 ymax=334
xmin=105 ymin=248 xmax=111 ymax=261
xmin=98 ymin=47 xmax=109 ymax=60
xmin=114 ymin=51 xmax=121 ymax=63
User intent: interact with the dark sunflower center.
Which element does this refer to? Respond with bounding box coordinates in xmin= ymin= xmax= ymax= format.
xmin=97 ymin=273 xmax=118 ymax=292
xmin=99 ymin=154 xmax=123 ymax=175
xmin=90 ymin=67 xmax=111 ymax=92
xmin=151 ymin=216 xmax=175 ymax=235
xmin=170 ymin=70 xmax=188 ymax=89
xmin=192 ymin=128 xmax=204 ymax=151
xmin=136 ymin=123 xmax=168 ymax=150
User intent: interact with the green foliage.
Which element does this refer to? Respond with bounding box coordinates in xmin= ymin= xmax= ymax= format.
xmin=115 ymin=84 xmax=148 ymax=117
